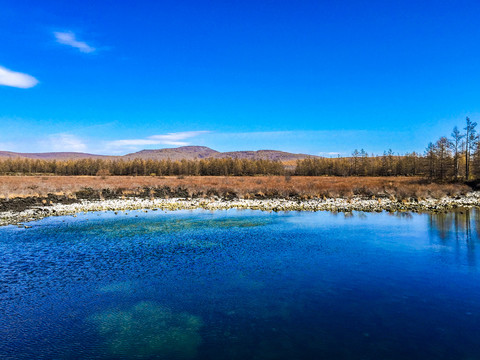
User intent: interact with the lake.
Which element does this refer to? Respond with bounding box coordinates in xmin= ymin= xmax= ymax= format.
xmin=1 ymin=209 xmax=480 ymax=359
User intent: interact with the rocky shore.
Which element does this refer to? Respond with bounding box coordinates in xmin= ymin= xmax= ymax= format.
xmin=2 ymin=192 xmax=480 ymax=227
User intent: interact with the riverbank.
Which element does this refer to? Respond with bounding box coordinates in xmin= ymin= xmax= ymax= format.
xmin=0 ymin=176 xmax=470 ymax=203
xmin=2 ymin=193 xmax=480 ymax=227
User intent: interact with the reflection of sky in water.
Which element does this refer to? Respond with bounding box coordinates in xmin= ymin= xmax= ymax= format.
xmin=1 ymin=209 xmax=480 ymax=359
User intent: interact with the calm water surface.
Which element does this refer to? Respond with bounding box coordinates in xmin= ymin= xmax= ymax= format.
xmin=1 ymin=209 xmax=480 ymax=359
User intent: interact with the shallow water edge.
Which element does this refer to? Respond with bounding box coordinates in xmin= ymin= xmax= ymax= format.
xmin=2 ymin=193 xmax=480 ymax=226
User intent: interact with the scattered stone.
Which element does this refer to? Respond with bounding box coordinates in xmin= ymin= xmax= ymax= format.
xmin=1 ymin=193 xmax=480 ymax=227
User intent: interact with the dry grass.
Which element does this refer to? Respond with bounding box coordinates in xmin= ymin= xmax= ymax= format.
xmin=0 ymin=176 xmax=471 ymax=200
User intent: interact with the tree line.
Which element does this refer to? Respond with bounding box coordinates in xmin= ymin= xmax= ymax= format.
xmin=0 ymin=117 xmax=478 ymax=181
xmin=0 ymin=157 xmax=285 ymax=176
xmin=296 ymin=117 xmax=479 ymax=181
xmin=295 ymin=150 xmax=422 ymax=177
xmin=0 ymin=154 xmax=426 ymax=177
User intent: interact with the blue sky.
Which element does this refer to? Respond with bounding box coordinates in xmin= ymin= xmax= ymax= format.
xmin=1 ymin=0 xmax=480 ymax=156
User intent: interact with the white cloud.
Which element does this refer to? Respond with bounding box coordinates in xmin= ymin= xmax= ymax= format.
xmin=108 ymin=131 xmax=210 ymax=147
xmin=43 ymin=134 xmax=88 ymax=152
xmin=318 ymin=151 xmax=342 ymax=156
xmin=54 ymin=31 xmax=95 ymax=53
xmin=0 ymin=66 xmax=38 ymax=88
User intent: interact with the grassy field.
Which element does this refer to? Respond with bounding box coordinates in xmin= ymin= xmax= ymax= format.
xmin=0 ymin=175 xmax=471 ymax=201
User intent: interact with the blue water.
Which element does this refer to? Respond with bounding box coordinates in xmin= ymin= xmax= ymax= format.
xmin=1 ymin=209 xmax=480 ymax=359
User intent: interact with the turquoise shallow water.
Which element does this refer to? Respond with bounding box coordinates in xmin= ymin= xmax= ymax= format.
xmin=1 ymin=209 xmax=480 ymax=359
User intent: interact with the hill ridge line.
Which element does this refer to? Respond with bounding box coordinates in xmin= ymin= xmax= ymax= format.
xmin=0 ymin=146 xmax=318 ymax=161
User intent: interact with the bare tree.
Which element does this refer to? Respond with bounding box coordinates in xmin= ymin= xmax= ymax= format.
xmin=425 ymin=142 xmax=436 ymax=179
xmin=351 ymin=149 xmax=360 ymax=175
xmin=450 ymin=126 xmax=464 ymax=179
xmin=436 ymin=137 xmax=451 ymax=180
xmin=464 ymin=117 xmax=478 ymax=179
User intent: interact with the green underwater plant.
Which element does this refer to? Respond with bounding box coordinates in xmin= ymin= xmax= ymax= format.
xmin=88 ymin=301 xmax=203 ymax=359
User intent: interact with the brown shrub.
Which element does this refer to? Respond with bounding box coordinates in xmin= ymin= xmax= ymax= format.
xmin=96 ymin=169 xmax=110 ymax=179
xmin=0 ymin=176 xmax=472 ymax=200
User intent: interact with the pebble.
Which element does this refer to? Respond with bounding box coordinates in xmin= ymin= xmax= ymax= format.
xmin=2 ymin=193 xmax=480 ymax=227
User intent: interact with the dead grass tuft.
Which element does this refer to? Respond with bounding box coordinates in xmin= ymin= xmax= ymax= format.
xmin=0 ymin=176 xmax=471 ymax=200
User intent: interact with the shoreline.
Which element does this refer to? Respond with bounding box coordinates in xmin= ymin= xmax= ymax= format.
xmin=2 ymin=193 xmax=480 ymax=227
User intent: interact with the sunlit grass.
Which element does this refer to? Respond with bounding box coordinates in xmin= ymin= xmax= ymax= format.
xmin=0 ymin=175 xmax=470 ymax=200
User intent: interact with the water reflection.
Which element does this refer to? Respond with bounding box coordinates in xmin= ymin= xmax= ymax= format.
xmin=428 ymin=209 xmax=479 ymax=267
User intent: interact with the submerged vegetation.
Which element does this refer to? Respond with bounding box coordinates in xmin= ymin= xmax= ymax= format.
xmin=88 ymin=301 xmax=203 ymax=359
xmin=4 ymin=209 xmax=480 ymax=359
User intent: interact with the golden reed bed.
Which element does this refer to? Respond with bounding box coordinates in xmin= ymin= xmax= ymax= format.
xmin=0 ymin=176 xmax=470 ymax=201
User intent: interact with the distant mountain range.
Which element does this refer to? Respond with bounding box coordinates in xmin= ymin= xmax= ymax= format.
xmin=0 ymin=151 xmax=112 ymax=160
xmin=0 ymin=146 xmax=318 ymax=162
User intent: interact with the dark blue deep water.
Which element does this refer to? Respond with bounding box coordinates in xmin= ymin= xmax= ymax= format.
xmin=1 ymin=209 xmax=480 ymax=359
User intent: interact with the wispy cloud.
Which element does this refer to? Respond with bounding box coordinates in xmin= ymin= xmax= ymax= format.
xmin=54 ymin=31 xmax=95 ymax=53
xmin=0 ymin=66 xmax=38 ymax=88
xmin=318 ymin=151 xmax=343 ymax=157
xmin=107 ymin=131 xmax=210 ymax=147
xmin=40 ymin=134 xmax=87 ymax=152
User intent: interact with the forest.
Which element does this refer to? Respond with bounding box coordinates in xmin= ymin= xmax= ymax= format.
xmin=296 ymin=117 xmax=478 ymax=181
xmin=0 ymin=117 xmax=478 ymax=181
xmin=0 ymin=157 xmax=285 ymax=176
